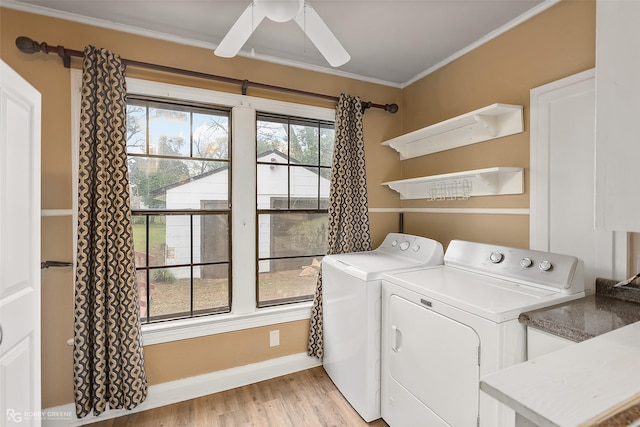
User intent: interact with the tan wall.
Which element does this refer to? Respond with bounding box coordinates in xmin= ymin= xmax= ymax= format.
xmin=0 ymin=7 xmax=401 ymax=408
xmin=396 ymin=0 xmax=596 ymax=250
xmin=144 ymin=320 xmax=310 ymax=384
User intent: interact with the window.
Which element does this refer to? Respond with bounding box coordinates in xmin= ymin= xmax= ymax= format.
xmin=256 ymin=113 xmax=334 ymax=307
xmin=126 ymin=96 xmax=231 ymax=323
xmin=71 ymin=71 xmax=337 ymax=342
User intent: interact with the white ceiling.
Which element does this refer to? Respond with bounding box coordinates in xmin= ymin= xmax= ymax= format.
xmin=7 ymin=0 xmax=551 ymax=87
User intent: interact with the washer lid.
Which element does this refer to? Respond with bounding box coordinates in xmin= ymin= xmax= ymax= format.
xmin=324 ymin=251 xmax=437 ymax=281
xmin=322 ymin=233 xmax=444 ymax=281
xmin=383 ymin=267 xmax=582 ymax=322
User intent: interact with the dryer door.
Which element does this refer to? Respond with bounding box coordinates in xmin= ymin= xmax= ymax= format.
xmin=387 ymin=294 xmax=480 ymax=427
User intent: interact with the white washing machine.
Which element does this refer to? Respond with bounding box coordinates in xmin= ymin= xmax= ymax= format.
xmin=381 ymin=240 xmax=585 ymax=427
xmin=323 ymin=233 xmax=444 ymax=422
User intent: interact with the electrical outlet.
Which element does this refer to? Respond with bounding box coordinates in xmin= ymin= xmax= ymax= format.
xmin=269 ymin=330 xmax=280 ymax=347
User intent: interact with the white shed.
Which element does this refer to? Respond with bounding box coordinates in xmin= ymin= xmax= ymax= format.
xmin=163 ymin=150 xmax=330 ymax=278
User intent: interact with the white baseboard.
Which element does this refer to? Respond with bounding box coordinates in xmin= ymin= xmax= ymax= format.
xmin=43 ymin=352 xmax=322 ymax=426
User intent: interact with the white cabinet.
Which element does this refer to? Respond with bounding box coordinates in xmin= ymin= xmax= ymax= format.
xmin=481 ymin=322 xmax=640 ymax=427
xmin=527 ymin=327 xmax=575 ymax=360
xmin=595 ymin=0 xmax=640 ymax=232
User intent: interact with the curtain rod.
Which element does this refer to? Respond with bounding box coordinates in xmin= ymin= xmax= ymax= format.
xmin=15 ymin=36 xmax=399 ymax=114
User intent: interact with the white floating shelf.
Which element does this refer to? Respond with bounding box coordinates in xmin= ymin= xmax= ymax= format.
xmin=382 ymin=167 xmax=524 ymax=200
xmin=381 ymin=103 xmax=524 ymax=159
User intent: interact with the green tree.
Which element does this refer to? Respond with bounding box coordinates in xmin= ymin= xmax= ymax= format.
xmin=128 ymin=136 xmax=190 ymax=209
xmin=257 ymin=119 xmax=334 ymax=168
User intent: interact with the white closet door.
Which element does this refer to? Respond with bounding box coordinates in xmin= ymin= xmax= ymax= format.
xmin=529 ymin=69 xmax=626 ymax=287
xmin=0 ymin=60 xmax=42 ymax=426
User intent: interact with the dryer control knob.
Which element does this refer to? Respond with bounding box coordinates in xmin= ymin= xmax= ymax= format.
xmin=490 ymin=251 xmax=504 ymax=263
xmin=539 ymin=260 xmax=553 ymax=271
xmin=412 ymin=244 xmax=420 ymax=252
xmin=399 ymin=241 xmax=410 ymax=251
xmin=520 ymin=257 xmax=533 ymax=268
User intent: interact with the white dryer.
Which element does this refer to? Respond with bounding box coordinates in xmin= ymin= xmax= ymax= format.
xmin=381 ymin=240 xmax=585 ymax=427
xmin=323 ymin=233 xmax=444 ymax=422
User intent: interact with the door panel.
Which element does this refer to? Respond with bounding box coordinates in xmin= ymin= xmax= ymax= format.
xmin=0 ymin=60 xmax=41 ymax=426
xmin=530 ymin=69 xmax=626 ymax=286
xmin=389 ymin=294 xmax=480 ymax=427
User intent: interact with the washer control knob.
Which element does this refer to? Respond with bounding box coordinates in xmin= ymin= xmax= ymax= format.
xmin=539 ymin=260 xmax=553 ymax=271
xmin=399 ymin=241 xmax=410 ymax=251
xmin=489 ymin=251 xmax=504 ymax=263
xmin=412 ymin=244 xmax=420 ymax=252
xmin=520 ymin=257 xmax=533 ymax=268
xmin=391 ymin=240 xmax=398 ymax=247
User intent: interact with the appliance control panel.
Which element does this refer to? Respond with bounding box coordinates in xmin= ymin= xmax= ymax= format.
xmin=444 ymin=240 xmax=585 ymax=293
xmin=376 ymin=233 xmax=444 ymax=265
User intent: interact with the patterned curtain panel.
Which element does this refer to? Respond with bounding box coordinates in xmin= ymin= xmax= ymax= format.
xmin=73 ymin=46 xmax=147 ymax=418
xmin=308 ymin=93 xmax=372 ymax=358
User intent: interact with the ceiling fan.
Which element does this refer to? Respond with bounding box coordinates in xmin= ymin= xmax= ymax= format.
xmin=214 ymin=0 xmax=350 ymax=67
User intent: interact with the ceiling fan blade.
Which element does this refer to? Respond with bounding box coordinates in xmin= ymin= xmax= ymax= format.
xmin=294 ymin=4 xmax=350 ymax=67
xmin=215 ymin=4 xmax=267 ymax=58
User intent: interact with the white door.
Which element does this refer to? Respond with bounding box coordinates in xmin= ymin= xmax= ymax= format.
xmin=386 ymin=294 xmax=480 ymax=427
xmin=0 ymin=60 xmax=42 ymax=426
xmin=529 ymin=69 xmax=626 ymax=286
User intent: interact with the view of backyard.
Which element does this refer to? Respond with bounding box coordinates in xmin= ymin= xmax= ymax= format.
xmin=132 ymin=221 xmax=319 ymax=321
xmin=125 ymin=100 xmax=329 ymax=322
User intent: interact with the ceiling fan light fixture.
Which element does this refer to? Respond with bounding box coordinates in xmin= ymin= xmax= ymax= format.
xmin=256 ymin=0 xmax=304 ymax=23
xmin=215 ymin=0 xmax=350 ymax=68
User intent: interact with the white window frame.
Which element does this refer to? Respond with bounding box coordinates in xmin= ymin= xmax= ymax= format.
xmin=70 ymin=70 xmax=334 ymax=345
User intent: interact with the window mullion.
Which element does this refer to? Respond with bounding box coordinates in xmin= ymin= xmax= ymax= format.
xmin=190 ymin=214 xmax=194 ymax=317
xmin=231 ymin=105 xmax=257 ymax=315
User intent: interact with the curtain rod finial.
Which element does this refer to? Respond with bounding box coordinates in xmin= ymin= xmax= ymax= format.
xmin=386 ymin=104 xmax=399 ymax=114
xmin=16 ymin=36 xmax=48 ymax=55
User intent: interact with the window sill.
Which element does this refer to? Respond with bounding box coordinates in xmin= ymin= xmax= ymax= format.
xmin=141 ymin=302 xmax=313 ymax=346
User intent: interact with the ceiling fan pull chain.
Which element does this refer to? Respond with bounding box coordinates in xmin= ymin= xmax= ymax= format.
xmin=303 ymin=4 xmax=307 ymax=54
xmin=252 ymin=2 xmax=255 ymax=32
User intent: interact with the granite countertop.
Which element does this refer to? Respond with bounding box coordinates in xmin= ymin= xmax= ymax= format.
xmin=518 ymin=278 xmax=640 ymax=342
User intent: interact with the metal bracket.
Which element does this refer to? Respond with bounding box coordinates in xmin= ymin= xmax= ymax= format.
xmin=56 ymin=45 xmax=71 ymax=68
xmin=41 ymin=260 xmax=73 ymax=269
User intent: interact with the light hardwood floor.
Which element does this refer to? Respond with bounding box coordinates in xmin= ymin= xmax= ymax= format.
xmin=91 ymin=367 xmax=389 ymax=426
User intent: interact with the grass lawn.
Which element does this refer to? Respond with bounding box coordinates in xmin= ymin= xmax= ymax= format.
xmin=145 ymin=269 xmax=317 ymax=320
xmin=131 ymin=219 xmax=319 ymax=321
xmin=132 ymin=220 xmax=166 ymax=262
